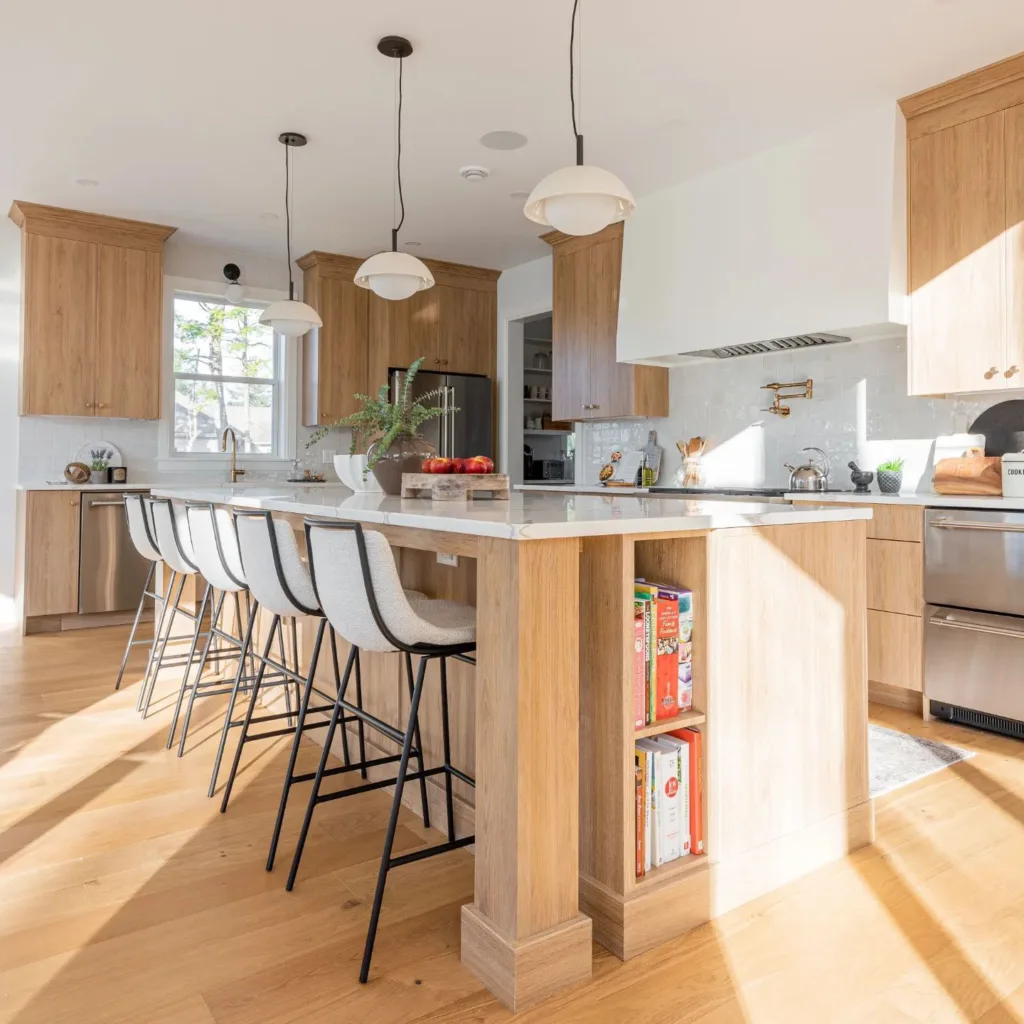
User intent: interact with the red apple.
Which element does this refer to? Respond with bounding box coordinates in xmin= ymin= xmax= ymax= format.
xmin=450 ymin=458 xmax=467 ymax=474
xmin=463 ymin=455 xmax=494 ymax=474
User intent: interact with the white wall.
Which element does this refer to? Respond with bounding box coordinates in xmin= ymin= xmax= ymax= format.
xmin=496 ymin=255 xmax=552 ymax=476
xmin=617 ymin=103 xmax=907 ymax=362
xmin=577 ymin=335 xmax=1002 ymax=493
xmin=0 ymin=228 xmax=21 ymax=610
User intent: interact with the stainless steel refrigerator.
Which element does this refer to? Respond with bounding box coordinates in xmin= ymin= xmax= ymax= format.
xmin=389 ymin=368 xmax=493 ymax=460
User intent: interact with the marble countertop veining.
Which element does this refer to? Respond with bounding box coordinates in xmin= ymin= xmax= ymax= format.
xmin=150 ymin=483 xmax=872 ymax=541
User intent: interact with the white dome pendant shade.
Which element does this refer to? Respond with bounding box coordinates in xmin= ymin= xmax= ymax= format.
xmin=524 ymin=164 xmax=635 ymax=236
xmin=354 ymin=250 xmax=434 ymax=301
xmin=262 ymin=132 xmax=321 ymax=338
xmin=357 ymin=35 xmax=435 ymax=303
xmin=526 ymin=0 xmax=634 ymax=237
xmin=259 ymin=299 xmax=322 ymax=338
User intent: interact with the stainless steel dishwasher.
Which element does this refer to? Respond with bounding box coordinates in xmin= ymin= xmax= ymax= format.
xmin=924 ymin=507 xmax=1024 ymax=737
xmin=79 ymin=491 xmax=152 ymax=614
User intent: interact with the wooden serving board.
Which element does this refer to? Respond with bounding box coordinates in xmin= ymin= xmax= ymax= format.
xmin=401 ymin=473 xmax=510 ymax=501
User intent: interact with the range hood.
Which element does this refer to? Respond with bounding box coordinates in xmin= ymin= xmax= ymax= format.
xmin=617 ymin=103 xmax=907 ymax=365
xmin=683 ymin=332 xmax=850 ymax=360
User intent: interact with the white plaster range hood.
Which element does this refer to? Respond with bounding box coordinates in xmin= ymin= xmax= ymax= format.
xmin=616 ymin=103 xmax=907 ymax=365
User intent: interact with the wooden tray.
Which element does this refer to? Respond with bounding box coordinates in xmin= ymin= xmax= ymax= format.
xmin=401 ymin=473 xmax=510 ymax=501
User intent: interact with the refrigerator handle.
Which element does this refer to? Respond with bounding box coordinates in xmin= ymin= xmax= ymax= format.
xmin=441 ymin=385 xmax=449 ymax=458
xmin=448 ymin=386 xmax=456 ymax=458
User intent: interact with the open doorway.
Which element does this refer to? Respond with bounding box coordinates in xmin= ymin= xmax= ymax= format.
xmin=506 ymin=312 xmax=575 ymax=487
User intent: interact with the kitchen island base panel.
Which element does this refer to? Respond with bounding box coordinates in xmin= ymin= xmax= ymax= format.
xmin=460 ymin=906 xmax=592 ymax=1012
xmin=463 ymin=536 xmax=590 ymax=1007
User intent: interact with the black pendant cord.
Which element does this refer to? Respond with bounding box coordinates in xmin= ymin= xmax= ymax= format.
xmin=391 ymin=52 xmax=406 ymax=252
xmin=284 ymin=141 xmax=295 ymax=300
xmin=570 ymin=0 xmax=583 ymax=165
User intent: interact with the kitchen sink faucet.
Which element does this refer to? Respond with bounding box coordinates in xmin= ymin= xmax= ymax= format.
xmin=221 ymin=427 xmax=246 ymax=483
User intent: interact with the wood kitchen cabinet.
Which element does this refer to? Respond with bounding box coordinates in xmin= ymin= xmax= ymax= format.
xmin=298 ymin=252 xmax=369 ymax=425
xmin=18 ymin=490 xmax=81 ymax=618
xmin=545 ymin=224 xmax=668 ymax=421
xmin=9 ymin=202 xmax=175 ymax=418
xmin=901 ymin=53 xmax=1024 ymax=395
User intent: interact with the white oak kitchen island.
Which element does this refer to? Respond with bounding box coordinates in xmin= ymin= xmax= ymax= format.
xmin=152 ymin=485 xmax=873 ymax=1011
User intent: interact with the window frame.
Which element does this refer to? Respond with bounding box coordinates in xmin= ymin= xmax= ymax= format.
xmin=158 ymin=277 xmax=298 ymax=471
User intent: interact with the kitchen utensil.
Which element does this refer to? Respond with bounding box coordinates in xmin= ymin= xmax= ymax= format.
xmin=675 ymin=437 xmax=706 ymax=487
xmin=785 ymin=447 xmax=831 ymax=491
xmin=848 ymin=461 xmax=873 ymax=492
xmin=64 ymin=461 xmax=90 ymax=484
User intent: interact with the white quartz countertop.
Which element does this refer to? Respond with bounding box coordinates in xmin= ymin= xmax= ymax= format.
xmin=516 ymin=483 xmax=648 ymax=496
xmin=784 ymin=491 xmax=1024 ymax=511
xmin=17 ymin=482 xmax=152 ymax=491
xmin=150 ymin=483 xmax=872 ymax=540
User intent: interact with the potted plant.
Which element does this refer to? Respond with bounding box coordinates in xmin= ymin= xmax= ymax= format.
xmin=89 ymin=447 xmax=113 ymax=485
xmin=306 ymin=357 xmax=449 ymax=495
xmin=876 ymin=456 xmax=905 ymax=494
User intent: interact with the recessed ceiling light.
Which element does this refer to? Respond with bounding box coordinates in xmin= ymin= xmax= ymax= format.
xmin=510 ymin=191 xmax=530 ymax=200
xmin=404 ymin=241 xmax=422 ymax=247
xmin=480 ymin=131 xmax=528 ymax=151
xmin=75 ymin=178 xmax=98 ymax=187
xmin=260 ymin=212 xmax=279 ymax=221
xmin=460 ymin=166 xmax=490 ymax=181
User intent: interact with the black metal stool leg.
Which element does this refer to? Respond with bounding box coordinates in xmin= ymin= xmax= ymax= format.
xmin=404 ymin=652 xmax=431 ymax=830
xmin=176 ymin=589 xmax=226 ymax=756
xmin=439 ymin=657 xmax=456 ymax=843
xmin=266 ymin=618 xmax=326 ymax=872
xmin=354 ymin=649 xmax=367 ymax=780
xmin=277 ymin=619 xmax=294 ymax=728
xmin=285 ymin=645 xmax=356 ymax=892
xmin=115 ymin=562 xmax=154 ymax=691
xmin=220 ymin=614 xmax=280 ymax=813
xmin=209 ymin=597 xmax=258 ymax=798
xmin=360 ymin=653 xmax=429 ymax=984
xmin=141 ymin=572 xmax=185 ymax=717
xmin=166 ymin=583 xmax=212 ymax=749
xmin=329 ymin=627 xmax=352 ymax=769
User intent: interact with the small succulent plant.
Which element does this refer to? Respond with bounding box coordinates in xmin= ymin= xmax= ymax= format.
xmin=876 ymin=457 xmax=905 ymax=472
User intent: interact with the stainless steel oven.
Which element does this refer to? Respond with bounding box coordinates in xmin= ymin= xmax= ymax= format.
xmin=924 ymin=508 xmax=1024 ymax=736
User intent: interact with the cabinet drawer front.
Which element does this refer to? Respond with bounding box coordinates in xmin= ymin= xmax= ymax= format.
xmin=867 ymin=539 xmax=923 ymax=615
xmin=868 ymin=610 xmax=923 ymax=691
xmin=867 ymin=504 xmax=923 ymax=543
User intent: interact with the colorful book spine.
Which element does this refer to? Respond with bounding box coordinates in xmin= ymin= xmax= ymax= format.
xmin=633 ymin=600 xmax=646 ymax=729
xmin=653 ymin=738 xmax=682 ymax=861
xmin=673 ymin=727 xmax=703 ymax=854
xmin=654 ymin=587 xmax=681 ymax=720
xmin=634 ymin=584 xmax=659 ymax=723
xmin=677 ymin=589 xmax=694 ymax=712
xmin=634 ymin=762 xmax=644 ymax=877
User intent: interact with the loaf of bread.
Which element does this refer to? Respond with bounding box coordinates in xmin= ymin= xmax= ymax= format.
xmin=933 ymin=456 xmax=1003 ymax=495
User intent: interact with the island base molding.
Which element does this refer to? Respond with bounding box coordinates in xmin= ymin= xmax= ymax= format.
xmin=460 ymin=906 xmax=592 ymax=1012
xmin=580 ymin=799 xmax=874 ymax=960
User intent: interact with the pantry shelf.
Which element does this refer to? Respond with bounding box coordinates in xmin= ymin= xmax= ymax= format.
xmin=634 ymin=709 xmax=706 ymax=739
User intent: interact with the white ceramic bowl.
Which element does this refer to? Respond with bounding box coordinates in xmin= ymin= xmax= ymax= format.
xmin=334 ymin=454 xmax=382 ymax=493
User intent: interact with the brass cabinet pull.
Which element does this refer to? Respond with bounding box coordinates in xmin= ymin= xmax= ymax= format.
xmin=442 ymin=359 xmax=449 ymax=365
xmin=96 ymin=402 xmax=107 ymax=409
xmin=985 ymin=366 xmax=999 ymax=379
xmin=84 ymin=401 xmax=94 ymax=409
xmin=1006 ymin=365 xmax=1020 ymax=379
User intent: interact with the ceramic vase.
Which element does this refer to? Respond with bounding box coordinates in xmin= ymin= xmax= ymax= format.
xmin=367 ymin=434 xmax=436 ymax=495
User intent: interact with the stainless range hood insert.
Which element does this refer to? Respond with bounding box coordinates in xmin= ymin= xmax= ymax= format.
xmin=682 ymin=332 xmax=851 ymax=360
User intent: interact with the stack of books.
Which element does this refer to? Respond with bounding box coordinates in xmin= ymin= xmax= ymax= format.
xmin=635 ymin=727 xmax=704 ymax=877
xmin=633 ymin=581 xmax=693 ymax=726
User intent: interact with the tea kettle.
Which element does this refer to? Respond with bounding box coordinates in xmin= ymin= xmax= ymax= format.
xmin=785 ymin=447 xmax=831 ymax=491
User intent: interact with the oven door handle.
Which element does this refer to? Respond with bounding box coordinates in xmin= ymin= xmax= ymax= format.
xmin=931 ymin=613 xmax=1024 ymax=640
xmin=87 ymin=499 xmax=127 ymax=508
xmin=930 ymin=517 xmax=1024 ymax=533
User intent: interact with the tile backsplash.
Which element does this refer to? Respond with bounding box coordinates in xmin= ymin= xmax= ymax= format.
xmin=578 ymin=335 xmax=1003 ymax=492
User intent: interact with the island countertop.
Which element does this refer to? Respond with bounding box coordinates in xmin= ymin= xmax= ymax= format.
xmin=150 ymin=483 xmax=872 ymax=540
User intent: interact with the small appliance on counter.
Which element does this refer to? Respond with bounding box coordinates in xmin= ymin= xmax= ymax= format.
xmin=784 ymin=447 xmax=830 ymax=491
xmin=527 ymin=458 xmax=568 ymax=481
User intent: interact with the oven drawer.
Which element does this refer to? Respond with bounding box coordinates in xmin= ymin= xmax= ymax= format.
xmin=925 ymin=605 xmax=1024 ymax=722
xmin=925 ymin=508 xmax=1024 ymax=618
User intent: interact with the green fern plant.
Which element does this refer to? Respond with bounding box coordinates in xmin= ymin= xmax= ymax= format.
xmin=305 ymin=357 xmax=452 ymax=471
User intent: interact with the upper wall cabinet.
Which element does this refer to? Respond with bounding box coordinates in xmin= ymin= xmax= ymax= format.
xmin=545 ymin=224 xmax=668 ymax=422
xmin=9 ymin=202 xmax=176 ymax=418
xmin=901 ymin=53 xmax=1024 ymax=395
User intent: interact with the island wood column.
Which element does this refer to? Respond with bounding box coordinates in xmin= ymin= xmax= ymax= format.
xmin=460 ymin=536 xmax=592 ymax=1011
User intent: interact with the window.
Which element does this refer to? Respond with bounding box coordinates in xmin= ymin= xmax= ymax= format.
xmin=171 ymin=294 xmax=281 ymax=456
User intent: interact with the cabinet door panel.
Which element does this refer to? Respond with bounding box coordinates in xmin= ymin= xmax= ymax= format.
xmin=23 ymin=492 xmax=81 ymax=617
xmin=437 ymin=285 xmax=496 ymax=377
xmin=868 ymin=610 xmax=923 ymax=692
xmin=21 ymin=235 xmax=96 ymax=416
xmin=585 ymin=234 xmax=633 ymax=419
xmin=367 ymin=289 xmax=439 ymax=397
xmin=94 ymin=246 xmax=162 ymax=418
xmin=1006 ymin=104 xmax=1024 ymax=382
xmin=908 ymin=112 xmax=1006 ymax=395
xmin=551 ymin=249 xmax=585 ymax=421
xmin=317 ymin=277 xmax=368 ymax=422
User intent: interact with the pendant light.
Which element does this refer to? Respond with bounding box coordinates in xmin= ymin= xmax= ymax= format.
xmin=524 ymin=0 xmax=635 ymax=237
xmin=354 ymin=36 xmax=434 ymax=302
xmin=259 ymin=132 xmax=323 ymax=338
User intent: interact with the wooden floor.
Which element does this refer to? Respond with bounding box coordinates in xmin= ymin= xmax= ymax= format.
xmin=2 ymin=626 xmax=1024 ymax=1023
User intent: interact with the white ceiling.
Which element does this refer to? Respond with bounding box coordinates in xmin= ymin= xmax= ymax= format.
xmin=4 ymin=0 xmax=1024 ymax=273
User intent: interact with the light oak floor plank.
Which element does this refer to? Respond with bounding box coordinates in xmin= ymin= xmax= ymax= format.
xmin=1 ymin=628 xmax=1024 ymax=1023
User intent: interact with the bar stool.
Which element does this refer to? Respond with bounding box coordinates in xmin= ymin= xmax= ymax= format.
xmin=219 ymin=509 xmax=371 ymax=873
xmin=171 ymin=502 xmax=258 ymax=763
xmin=288 ymin=518 xmax=477 ymax=984
xmin=140 ymin=498 xmax=213 ymax=725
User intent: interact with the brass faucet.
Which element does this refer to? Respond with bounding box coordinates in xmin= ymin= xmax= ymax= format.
xmin=221 ymin=427 xmax=246 ymax=483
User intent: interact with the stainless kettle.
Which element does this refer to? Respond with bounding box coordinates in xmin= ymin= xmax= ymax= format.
xmin=785 ymin=447 xmax=831 ymax=491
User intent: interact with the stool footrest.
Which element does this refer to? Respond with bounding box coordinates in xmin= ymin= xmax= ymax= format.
xmin=389 ymin=835 xmax=474 ymax=869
